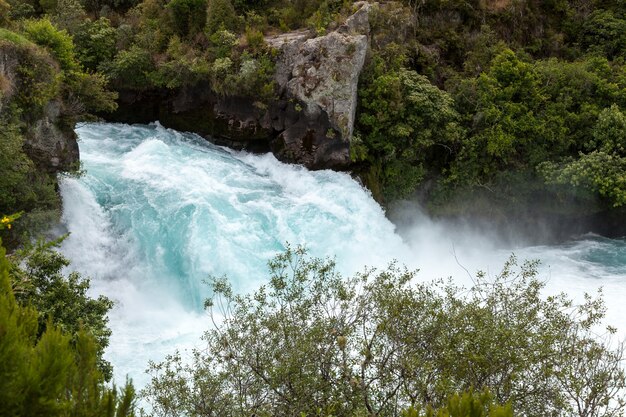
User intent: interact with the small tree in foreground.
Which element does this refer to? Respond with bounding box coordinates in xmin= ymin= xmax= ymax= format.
xmin=143 ymin=246 xmax=626 ymax=417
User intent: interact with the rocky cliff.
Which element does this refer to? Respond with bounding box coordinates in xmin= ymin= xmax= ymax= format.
xmin=111 ymin=2 xmax=375 ymax=170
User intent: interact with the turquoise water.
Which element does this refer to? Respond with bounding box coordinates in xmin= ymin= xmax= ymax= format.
xmin=59 ymin=123 xmax=626 ymax=389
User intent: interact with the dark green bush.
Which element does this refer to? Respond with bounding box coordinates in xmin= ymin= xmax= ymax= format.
xmin=73 ymin=17 xmax=117 ymax=71
xmin=205 ymin=0 xmax=238 ymax=35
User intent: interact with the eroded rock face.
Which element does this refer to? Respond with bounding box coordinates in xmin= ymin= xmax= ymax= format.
xmin=287 ymin=31 xmax=367 ymax=140
xmin=24 ymin=100 xmax=79 ymax=173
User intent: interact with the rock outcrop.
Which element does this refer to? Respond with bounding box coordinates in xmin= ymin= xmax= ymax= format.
xmin=266 ymin=2 xmax=372 ymax=168
xmin=272 ymin=2 xmax=371 ymax=140
xmin=111 ymin=2 xmax=375 ymax=170
xmin=24 ymin=100 xmax=79 ymax=173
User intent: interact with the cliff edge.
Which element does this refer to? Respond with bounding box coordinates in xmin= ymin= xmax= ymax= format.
xmin=111 ymin=2 xmax=375 ymax=170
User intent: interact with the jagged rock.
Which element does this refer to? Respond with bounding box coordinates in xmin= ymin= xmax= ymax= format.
xmin=339 ymin=1 xmax=374 ymax=36
xmin=265 ymin=30 xmax=312 ymax=91
xmin=24 ymin=100 xmax=79 ymax=173
xmin=274 ymin=3 xmax=373 ymax=139
xmin=268 ymin=1 xmax=373 ymax=168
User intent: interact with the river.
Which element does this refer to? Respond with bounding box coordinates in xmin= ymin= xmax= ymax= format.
xmin=59 ymin=122 xmax=626 ymax=390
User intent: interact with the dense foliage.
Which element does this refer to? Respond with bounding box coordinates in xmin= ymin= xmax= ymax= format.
xmin=4 ymin=0 xmax=626 ymax=213
xmin=352 ymin=0 xmax=626 ymax=213
xmin=0 ymin=219 xmax=136 ymax=416
xmin=143 ymin=246 xmax=625 ymax=417
xmin=10 ymin=237 xmax=115 ymax=380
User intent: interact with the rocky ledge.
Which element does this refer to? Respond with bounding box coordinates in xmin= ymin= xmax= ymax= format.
xmin=111 ymin=2 xmax=375 ymax=170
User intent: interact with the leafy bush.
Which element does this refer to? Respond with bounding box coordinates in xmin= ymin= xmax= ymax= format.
xmin=22 ymin=18 xmax=79 ymax=72
xmin=579 ymin=9 xmax=626 ymax=59
xmin=73 ymin=17 xmax=117 ymax=71
xmin=205 ymin=0 xmax=238 ymax=35
xmin=105 ymin=45 xmax=154 ymax=89
xmin=0 ymin=38 xmax=61 ymax=116
xmin=143 ymin=247 xmax=626 ymax=417
xmin=64 ymin=70 xmax=118 ymax=114
xmin=539 ymin=105 xmax=626 ymax=207
xmin=357 ymin=64 xmax=463 ymax=200
xmin=151 ymin=36 xmax=211 ymax=88
xmin=49 ymin=0 xmax=86 ymax=33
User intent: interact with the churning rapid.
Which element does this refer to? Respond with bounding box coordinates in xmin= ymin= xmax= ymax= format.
xmin=59 ymin=123 xmax=626 ymax=390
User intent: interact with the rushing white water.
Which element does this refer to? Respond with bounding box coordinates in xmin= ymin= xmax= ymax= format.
xmin=59 ymin=123 xmax=626 ymax=390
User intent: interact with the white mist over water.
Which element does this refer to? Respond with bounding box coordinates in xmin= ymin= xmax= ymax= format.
xmin=59 ymin=123 xmax=626 ymax=390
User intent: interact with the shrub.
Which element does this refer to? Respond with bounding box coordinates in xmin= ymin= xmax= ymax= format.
xmin=10 ymin=238 xmax=116 ymax=379
xmin=105 ymin=45 xmax=154 ymax=89
xmin=357 ymin=65 xmax=463 ymax=200
xmin=73 ymin=17 xmax=117 ymax=71
xmin=205 ymin=0 xmax=238 ymax=35
xmin=579 ymin=9 xmax=626 ymax=59
xmin=22 ymin=18 xmax=79 ymax=72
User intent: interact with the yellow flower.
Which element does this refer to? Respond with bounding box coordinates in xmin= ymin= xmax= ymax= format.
xmin=1 ymin=216 xmax=12 ymax=229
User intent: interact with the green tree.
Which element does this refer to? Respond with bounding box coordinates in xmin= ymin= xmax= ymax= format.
xmin=143 ymin=247 xmax=626 ymax=417
xmin=0 ymin=229 xmax=136 ymax=417
xmin=22 ymin=18 xmax=79 ymax=72
xmin=205 ymin=0 xmax=238 ymax=35
xmin=73 ymin=17 xmax=117 ymax=72
xmin=105 ymin=45 xmax=155 ymax=89
xmin=21 ymin=19 xmax=118 ymax=115
xmin=450 ymin=49 xmax=548 ymax=185
xmin=579 ymin=9 xmax=626 ymax=59
xmin=10 ymin=237 xmax=115 ymax=380
xmin=357 ymin=64 xmax=463 ymax=200
xmin=166 ymin=0 xmax=207 ymax=37
xmin=49 ymin=0 xmax=87 ymax=33
xmin=539 ymin=106 xmax=626 ymax=207
xmin=591 ymin=104 xmax=626 ymax=154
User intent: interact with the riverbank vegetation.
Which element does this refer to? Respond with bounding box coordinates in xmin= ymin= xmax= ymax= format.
xmin=353 ymin=1 xmax=626 ymax=217
xmin=3 ymin=0 xmax=626 ymax=217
